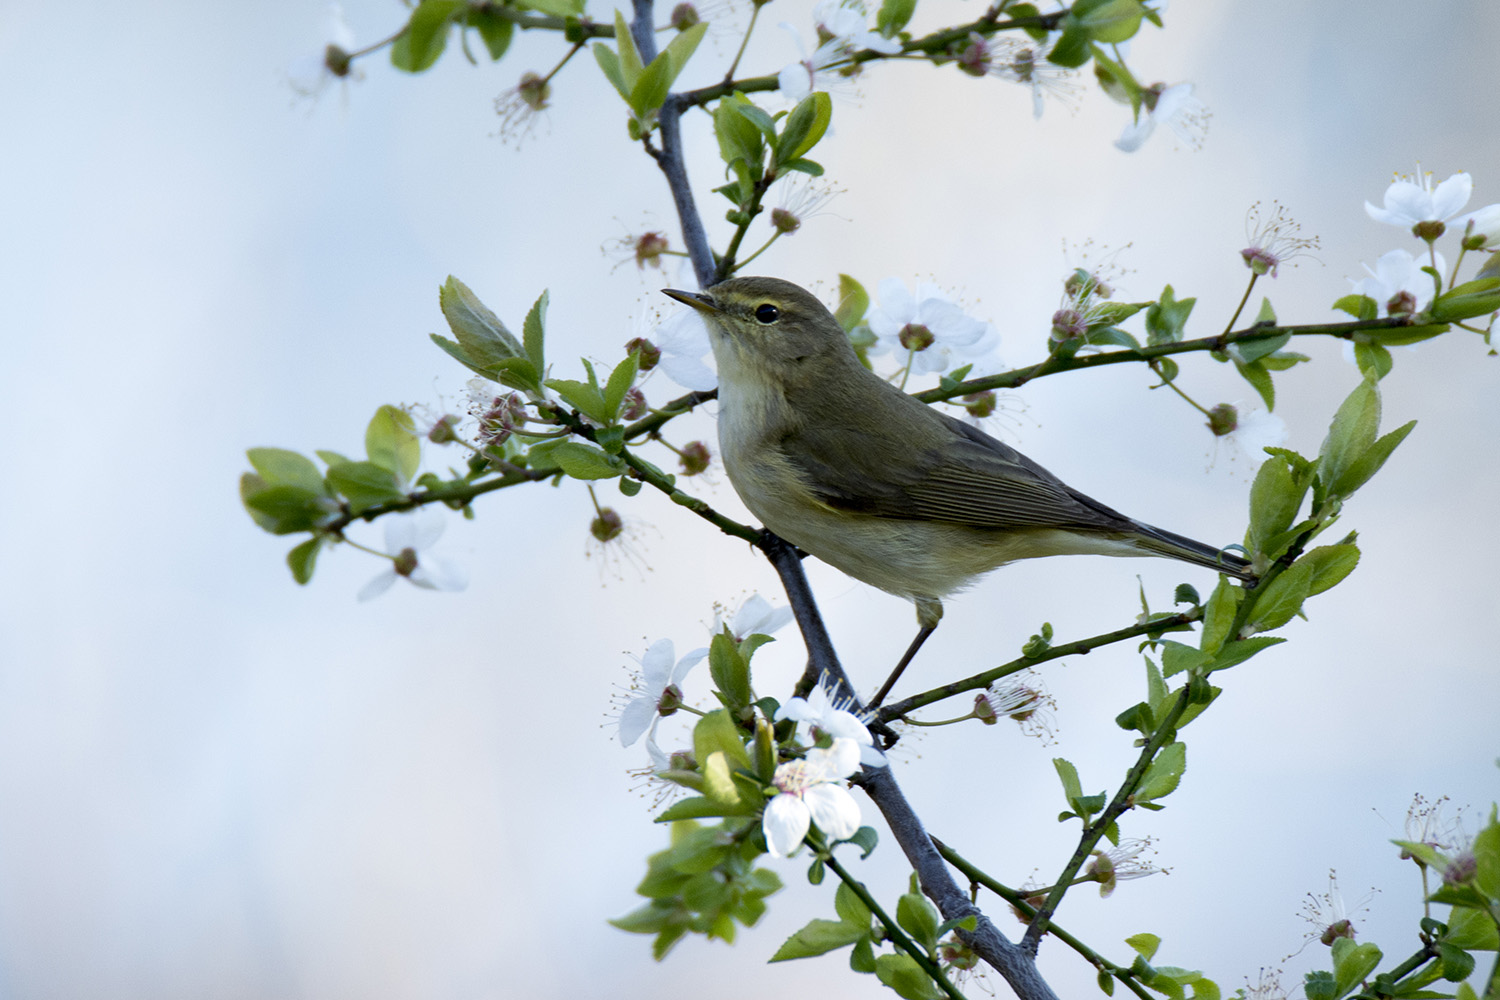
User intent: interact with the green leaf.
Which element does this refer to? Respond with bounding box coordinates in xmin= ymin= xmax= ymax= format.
xmin=1053 ymin=757 xmax=1083 ymax=802
xmin=593 ymin=42 xmax=629 ymax=99
xmin=896 ymin=889 xmax=941 ymax=952
xmin=629 ymin=47 xmax=674 ymax=117
xmin=708 ymin=632 xmax=752 ymax=712
xmin=325 ymin=460 xmax=406 ymax=513
xmin=243 ymin=481 xmax=335 ymax=534
xmin=247 ymin=448 xmax=328 ymax=494
xmin=1204 ymin=636 xmax=1285 ymax=672
xmin=468 ymin=9 xmax=514 ymax=59
xmin=1431 ymin=276 xmax=1500 ymax=321
xmin=1235 ymin=358 xmax=1276 ymax=411
xmin=1331 ymin=937 xmax=1383 ymax=997
xmin=1334 ymin=419 xmax=1416 ymax=498
xmin=1246 ymin=560 xmax=1314 ymax=633
xmin=1299 ymin=544 xmax=1360 ymax=596
xmin=771 ymin=918 xmax=868 ymax=960
xmin=874 ymin=954 xmax=945 ymax=1000
xmin=693 ymin=709 xmax=752 ymax=771
xmin=777 ymin=92 xmax=833 ymax=166
xmin=834 ymin=879 xmax=872 ymax=928
xmin=835 ymin=274 xmax=869 ymax=333
xmin=603 ymin=352 xmax=640 ymax=422
xmin=876 ymin=0 xmax=916 ymax=34
xmin=1473 ymin=806 xmax=1500 ymax=900
xmin=1353 ymin=341 xmax=1393 ymax=379
xmin=1235 ymin=328 xmax=1292 ymax=365
xmin=1145 ymin=285 xmax=1196 ymax=345
xmin=1332 ymin=294 xmax=1378 ymax=321
xmin=365 ymin=405 xmax=421 ymax=483
xmin=613 ymin=10 xmax=644 ymax=90
xmin=660 ymin=21 xmax=708 ymax=88
xmin=440 ymin=276 xmax=526 ymax=370
xmin=845 ymin=825 xmax=879 ymax=859
xmin=1318 ymin=375 xmax=1381 ymax=498
xmin=391 ymin=0 xmax=462 ymax=72
xmin=1125 ymin=932 xmax=1161 ymax=960
xmin=1445 ymin=905 xmax=1500 ymax=950
xmin=1073 ymin=0 xmax=1145 ymax=43
xmin=546 ymin=377 xmax=609 ymax=422
xmin=1046 ymin=22 xmax=1092 ymax=67
xmin=515 ymin=0 xmax=585 ymax=15
xmin=1248 ymin=455 xmax=1306 ymax=560
xmin=1438 ymin=942 xmax=1475 ymax=983
xmin=549 ymin=441 xmax=625 ymax=480
xmin=1160 ymin=640 xmax=1207 ymax=678
xmin=287 ymin=537 xmax=322 ymax=584
xmin=1199 ymin=578 xmax=1241 ymax=656
xmin=522 ymin=290 xmax=549 ymax=377
xmin=1135 ymin=741 xmax=1185 ymax=804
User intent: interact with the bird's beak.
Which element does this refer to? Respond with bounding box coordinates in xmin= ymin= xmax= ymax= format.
xmin=661 ymin=288 xmax=720 ymax=314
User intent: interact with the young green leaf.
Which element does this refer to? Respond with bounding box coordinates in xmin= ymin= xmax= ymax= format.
xmin=522 ymin=290 xmax=549 ymax=377
xmin=324 ymin=460 xmax=407 ymax=513
xmin=391 ymin=0 xmax=462 ymax=73
xmin=247 ymin=448 xmax=328 ymax=494
xmin=1318 ymin=375 xmax=1381 ymax=498
xmin=365 ymin=405 xmax=421 ymax=483
xmin=286 ymin=536 xmax=323 ymax=584
xmin=549 ymin=441 xmax=626 ymax=480
xmin=776 ymin=92 xmax=833 ymax=167
xmin=468 ymin=9 xmax=515 ymax=59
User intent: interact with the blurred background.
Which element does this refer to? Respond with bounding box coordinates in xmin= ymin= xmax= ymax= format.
xmin=2 ymin=2 xmax=1497 ymax=997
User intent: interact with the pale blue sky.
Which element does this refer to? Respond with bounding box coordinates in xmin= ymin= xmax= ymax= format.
xmin=2 ymin=2 xmax=1497 ymax=998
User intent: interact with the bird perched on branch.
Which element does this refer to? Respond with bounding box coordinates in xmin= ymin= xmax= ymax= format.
xmin=663 ymin=277 xmax=1253 ymax=705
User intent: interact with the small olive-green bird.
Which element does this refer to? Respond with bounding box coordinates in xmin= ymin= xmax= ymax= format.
xmin=663 ymin=277 xmax=1252 ymax=703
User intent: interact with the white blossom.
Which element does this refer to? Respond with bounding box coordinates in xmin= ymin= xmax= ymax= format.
xmin=776 ymin=676 xmax=887 ymax=767
xmin=762 ymin=737 xmax=862 ymax=857
xmin=356 ymin=507 xmax=468 ymax=601
xmin=866 ymin=278 xmax=1001 ymax=377
xmin=1115 ymin=83 xmax=1208 ymax=152
xmin=616 ymin=639 xmax=708 ymax=747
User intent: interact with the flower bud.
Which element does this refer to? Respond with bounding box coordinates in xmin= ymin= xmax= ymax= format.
xmin=1320 ymin=918 xmax=1355 ymax=946
xmin=898 ymin=322 xmax=935 ymax=352
xmin=324 ymin=44 xmax=353 ymax=78
xmin=517 ymin=72 xmax=551 ymax=113
xmin=620 ymin=386 xmax=648 ymax=420
xmin=625 ymin=336 xmax=662 ymax=371
xmin=1386 ymin=289 xmax=1417 ymax=317
xmin=972 ymin=692 xmax=999 ymax=725
xmin=590 ymin=507 xmax=624 ymax=542
xmin=393 ymin=547 xmax=419 ymax=577
xmin=957 ymin=35 xmax=990 ymax=77
xmin=1050 ymin=308 xmax=1086 ymax=344
xmin=1206 ymin=403 xmax=1238 ymax=437
xmin=427 ymin=414 xmax=461 ymax=444
xmin=1412 ymin=219 xmax=1445 ymax=242
xmin=630 ymin=231 xmax=670 ymax=270
xmin=679 ymin=440 xmax=712 ymax=476
xmin=963 ymin=391 xmax=996 ymax=418
xmin=770 ymin=207 xmax=801 ymax=234
xmin=1442 ymin=851 xmax=1477 ymax=886
xmin=657 ymin=683 xmax=684 ymax=716
xmin=670 ymin=2 xmax=700 ymax=29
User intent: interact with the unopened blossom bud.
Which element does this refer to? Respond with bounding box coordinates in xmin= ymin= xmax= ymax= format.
xmin=657 ymin=683 xmax=684 ymax=716
xmin=1320 ymin=919 xmax=1355 ymax=946
xmin=1206 ymin=403 xmax=1238 ymax=437
xmin=1050 ymin=308 xmax=1086 ymax=343
xmin=679 ymin=440 xmax=712 ymax=476
xmin=630 ymin=231 xmax=670 ymax=270
xmin=670 ymin=2 xmax=700 ymax=29
xmin=518 ymin=71 xmax=551 ymax=112
xmin=1443 ymin=851 xmax=1477 ymax=886
xmin=899 ymin=322 xmax=935 ymax=351
xmin=590 ymin=507 xmax=624 ymax=542
xmin=1413 ymin=219 xmax=1445 ymax=242
xmin=963 ymin=391 xmax=997 ymax=418
xmin=427 ymin=414 xmax=461 ymax=444
xmin=1065 ymin=269 xmax=1111 ymax=300
xmin=620 ymin=387 xmax=648 ymax=420
xmin=957 ymin=34 xmax=990 ymax=77
xmin=770 ymin=207 xmax=801 ymax=234
xmin=1386 ymin=290 xmax=1418 ymax=317
xmin=393 ymin=547 xmax=419 ymax=577
xmin=973 ymin=693 xmax=998 ymax=725
xmin=324 ymin=44 xmax=353 ymax=78
xmin=625 ymin=336 xmax=662 ymax=371
xmin=667 ymin=749 xmax=697 ymax=771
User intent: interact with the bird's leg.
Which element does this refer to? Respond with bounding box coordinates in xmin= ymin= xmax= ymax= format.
xmin=866 ymin=599 xmax=943 ymax=711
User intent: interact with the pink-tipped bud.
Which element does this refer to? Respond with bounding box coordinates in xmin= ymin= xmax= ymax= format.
xmin=625 ymin=336 xmax=662 ymax=371
xmin=679 ymin=441 xmax=712 ymax=476
xmin=770 ymin=207 xmax=801 ymax=234
xmin=670 ymin=2 xmax=700 ymax=29
xmin=620 ymin=387 xmax=648 ymax=421
xmin=1206 ymin=403 xmax=1238 ymax=437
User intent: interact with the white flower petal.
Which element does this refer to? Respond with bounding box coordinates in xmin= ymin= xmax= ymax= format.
xmin=617 ymin=697 xmax=658 ymax=747
xmin=408 ymin=555 xmax=468 ymax=593
xmin=804 ymin=783 xmax=862 ymax=841
xmin=1114 ymin=116 xmax=1155 ymax=152
xmin=1429 ymin=172 xmax=1473 ymax=221
xmin=356 ymin=569 xmax=398 ymax=602
xmin=657 ymin=353 xmax=718 ymax=391
xmin=639 ymin=639 xmax=677 ymax=690
xmin=764 ymin=793 xmax=811 ymax=857
xmin=670 ymin=647 xmax=709 ymax=686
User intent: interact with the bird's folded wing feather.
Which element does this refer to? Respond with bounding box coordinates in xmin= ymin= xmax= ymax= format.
xmin=782 ymin=406 xmax=1134 ymax=533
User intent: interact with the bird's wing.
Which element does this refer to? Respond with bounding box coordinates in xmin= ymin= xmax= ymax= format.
xmin=782 ymin=402 xmax=1134 ymax=533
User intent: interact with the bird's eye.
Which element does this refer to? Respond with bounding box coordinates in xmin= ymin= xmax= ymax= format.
xmin=754 ymin=303 xmax=780 ymax=324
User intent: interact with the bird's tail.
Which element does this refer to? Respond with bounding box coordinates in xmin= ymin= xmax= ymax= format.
xmin=1130 ymin=521 xmax=1255 ymax=583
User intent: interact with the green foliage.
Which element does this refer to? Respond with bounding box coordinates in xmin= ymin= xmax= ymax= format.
xmin=611 ymin=819 xmax=784 ymax=959
xmin=1145 ymin=285 xmax=1195 ymax=345
xmin=771 ymin=881 xmax=873 ymax=960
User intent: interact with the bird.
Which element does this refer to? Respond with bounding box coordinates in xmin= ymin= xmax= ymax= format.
xmin=662 ymin=277 xmax=1253 ymax=705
